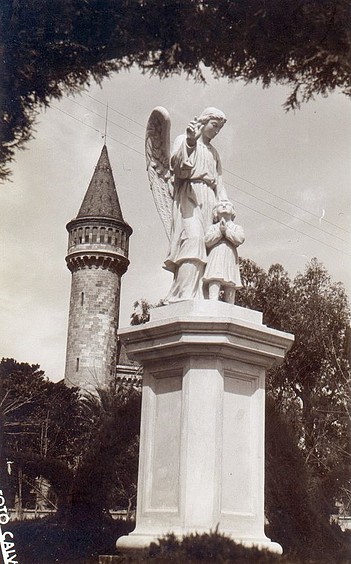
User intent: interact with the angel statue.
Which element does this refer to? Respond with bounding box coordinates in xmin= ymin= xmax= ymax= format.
xmin=145 ymin=107 xmax=228 ymax=302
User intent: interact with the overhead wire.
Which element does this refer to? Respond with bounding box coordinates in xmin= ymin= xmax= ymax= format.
xmin=225 ymin=181 xmax=351 ymax=257
xmin=224 ymin=177 xmax=349 ymax=245
xmin=52 ymin=105 xmax=144 ymax=157
xmin=83 ymin=92 xmax=145 ymax=128
xmin=66 ymin=97 xmax=144 ymax=141
xmin=223 ymin=168 xmax=351 ymax=236
xmin=81 ymin=92 xmax=351 ymax=236
xmin=53 ymin=101 xmax=350 ymax=256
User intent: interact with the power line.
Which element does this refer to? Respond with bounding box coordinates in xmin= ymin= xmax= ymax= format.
xmin=104 ymin=102 xmax=109 ymax=143
xmin=51 ymin=105 xmax=144 ymax=157
xmin=229 ymin=189 xmax=351 ymax=257
xmin=224 ymin=177 xmax=349 ymax=245
xmin=51 ymin=105 xmax=102 ymax=134
xmin=79 ymin=93 xmax=350 ymax=239
xmin=83 ymin=92 xmax=145 ymax=128
xmin=52 ymin=103 xmax=350 ymax=256
xmin=82 ymin=92 xmax=350 ymax=237
xmin=65 ymin=97 xmax=144 ymax=141
xmin=224 ymin=168 xmax=351 ymax=236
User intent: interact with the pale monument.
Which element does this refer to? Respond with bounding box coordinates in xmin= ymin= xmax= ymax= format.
xmin=116 ymin=109 xmax=294 ymax=555
xmin=145 ymin=107 xmax=234 ymax=302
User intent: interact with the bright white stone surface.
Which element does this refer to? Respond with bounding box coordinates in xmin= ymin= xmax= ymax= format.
xmin=150 ymin=299 xmax=262 ymax=323
xmin=117 ymin=300 xmax=293 ymax=554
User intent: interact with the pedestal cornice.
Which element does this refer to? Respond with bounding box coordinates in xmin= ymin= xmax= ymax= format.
xmin=118 ymin=300 xmax=294 ymax=369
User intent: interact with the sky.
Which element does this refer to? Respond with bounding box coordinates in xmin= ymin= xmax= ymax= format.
xmin=0 ymin=67 xmax=350 ymax=382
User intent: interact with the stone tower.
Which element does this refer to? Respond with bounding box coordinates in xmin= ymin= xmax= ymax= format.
xmin=64 ymin=145 xmax=132 ymax=391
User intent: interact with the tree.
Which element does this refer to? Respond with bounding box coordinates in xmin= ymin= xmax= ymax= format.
xmin=1 ymin=0 xmax=351 ymax=180
xmin=68 ymin=384 xmax=141 ymax=524
xmin=0 ymin=358 xmax=93 ymax=513
xmin=0 ymin=358 xmax=142 ymax=522
xmin=0 ymin=359 xmax=51 ymax=509
xmin=265 ymin=396 xmax=350 ymax=561
xmin=271 ymin=260 xmax=350 ymax=516
xmin=130 ymin=298 xmax=167 ymax=325
xmin=130 ymin=298 xmax=154 ymax=326
xmin=112 ymin=434 xmax=139 ymax=518
xmin=237 ymin=258 xmax=351 ymax=516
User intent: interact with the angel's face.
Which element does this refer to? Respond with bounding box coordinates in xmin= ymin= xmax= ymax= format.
xmin=202 ymin=119 xmax=223 ymax=141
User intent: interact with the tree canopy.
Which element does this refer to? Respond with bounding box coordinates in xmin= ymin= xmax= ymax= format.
xmin=237 ymin=257 xmax=351 ymax=516
xmin=0 ymin=358 xmax=88 ymax=511
xmin=1 ymin=0 xmax=351 ymax=180
xmin=0 ymin=357 xmax=141 ymax=524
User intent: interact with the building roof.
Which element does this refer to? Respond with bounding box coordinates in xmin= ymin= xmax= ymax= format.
xmin=77 ymin=145 xmax=124 ymax=220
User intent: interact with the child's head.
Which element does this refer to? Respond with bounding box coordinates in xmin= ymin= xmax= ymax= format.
xmin=213 ymin=200 xmax=236 ymax=222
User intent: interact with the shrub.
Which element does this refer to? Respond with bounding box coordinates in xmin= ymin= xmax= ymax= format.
xmin=117 ymin=531 xmax=282 ymax=562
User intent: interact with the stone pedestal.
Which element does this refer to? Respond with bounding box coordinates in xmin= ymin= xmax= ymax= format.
xmin=117 ymin=300 xmax=294 ymax=554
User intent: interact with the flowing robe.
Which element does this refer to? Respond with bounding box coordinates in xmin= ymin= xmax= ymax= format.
xmin=164 ymin=134 xmax=227 ymax=275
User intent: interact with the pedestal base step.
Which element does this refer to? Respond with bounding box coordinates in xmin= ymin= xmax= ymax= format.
xmin=116 ymin=531 xmax=282 ymax=555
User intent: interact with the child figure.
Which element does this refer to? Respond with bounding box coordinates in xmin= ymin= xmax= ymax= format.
xmin=203 ymin=200 xmax=245 ymax=304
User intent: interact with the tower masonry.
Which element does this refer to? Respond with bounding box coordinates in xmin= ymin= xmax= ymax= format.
xmin=64 ymin=145 xmax=132 ymax=391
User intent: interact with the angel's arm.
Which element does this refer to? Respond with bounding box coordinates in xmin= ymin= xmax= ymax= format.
xmin=171 ymin=135 xmax=195 ymax=178
xmin=213 ymin=149 xmax=228 ymax=200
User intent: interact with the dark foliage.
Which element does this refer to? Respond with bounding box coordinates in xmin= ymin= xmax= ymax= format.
xmin=265 ymin=396 xmax=315 ymax=555
xmin=69 ymin=387 xmax=141 ymax=525
xmin=237 ymin=258 xmax=351 ymax=515
xmin=1 ymin=1 xmax=351 ymax=179
xmin=142 ymin=531 xmax=281 ymax=562
xmin=0 ymin=358 xmax=141 ymax=524
xmin=10 ymin=516 xmax=351 ymax=563
xmin=0 ymin=357 xmax=91 ymax=512
xmin=130 ymin=298 xmax=167 ymax=325
xmin=265 ymin=396 xmax=351 ymax=562
xmin=11 ymin=515 xmax=133 ymax=564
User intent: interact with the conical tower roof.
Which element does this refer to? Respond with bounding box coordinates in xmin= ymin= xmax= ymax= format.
xmin=77 ymin=145 xmax=124 ymax=220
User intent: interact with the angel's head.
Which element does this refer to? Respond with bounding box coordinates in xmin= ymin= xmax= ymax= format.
xmin=197 ymin=107 xmax=227 ymax=141
xmin=198 ymin=107 xmax=227 ymax=126
xmin=213 ymin=200 xmax=236 ymax=222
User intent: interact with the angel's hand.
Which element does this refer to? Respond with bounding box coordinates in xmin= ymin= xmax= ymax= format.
xmin=186 ymin=117 xmax=203 ymax=147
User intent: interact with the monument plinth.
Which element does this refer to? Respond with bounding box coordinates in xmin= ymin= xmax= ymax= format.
xmin=117 ymin=300 xmax=294 ymax=554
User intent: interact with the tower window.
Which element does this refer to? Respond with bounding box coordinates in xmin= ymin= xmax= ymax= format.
xmin=78 ymin=228 xmax=83 ymax=243
xmin=81 ymin=292 xmax=84 ymax=306
xmin=92 ymin=227 xmax=97 ymax=243
xmin=85 ymin=227 xmax=90 ymax=243
xmin=76 ymin=358 xmax=80 ymax=372
xmin=100 ymin=227 xmax=105 ymax=243
xmin=107 ymin=228 xmax=112 ymax=244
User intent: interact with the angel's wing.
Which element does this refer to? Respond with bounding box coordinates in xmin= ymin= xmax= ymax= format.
xmin=145 ymin=107 xmax=173 ymax=240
